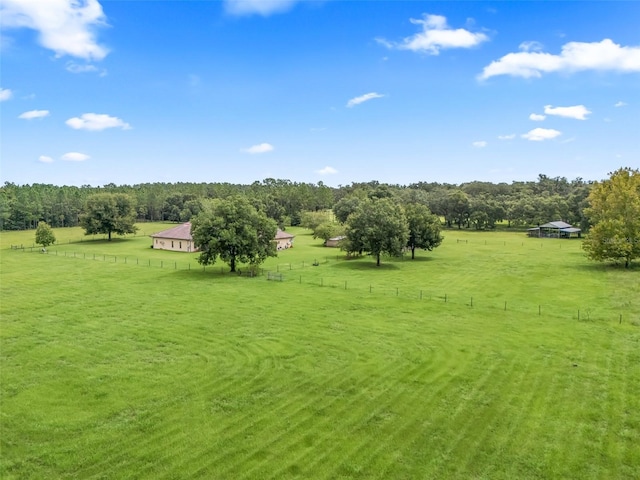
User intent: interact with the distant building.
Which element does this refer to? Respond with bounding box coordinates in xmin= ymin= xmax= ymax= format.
xmin=527 ymin=221 xmax=582 ymax=238
xmin=150 ymin=222 xmax=198 ymax=252
xmin=325 ymin=235 xmax=346 ymax=247
xmin=274 ymin=229 xmax=294 ymax=250
xmin=151 ymin=223 xmax=295 ymax=252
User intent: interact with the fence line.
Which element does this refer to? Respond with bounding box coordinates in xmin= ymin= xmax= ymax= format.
xmin=15 ymin=247 xmax=635 ymax=325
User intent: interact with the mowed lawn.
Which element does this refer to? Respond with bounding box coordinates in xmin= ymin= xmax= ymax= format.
xmin=1 ymin=225 xmax=639 ymax=479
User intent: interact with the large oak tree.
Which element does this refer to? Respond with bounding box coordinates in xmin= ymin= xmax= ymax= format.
xmin=191 ymin=196 xmax=277 ymax=273
xmin=80 ymin=193 xmax=138 ymax=241
xmin=344 ymin=198 xmax=409 ymax=266
xmin=583 ymin=167 xmax=640 ymax=268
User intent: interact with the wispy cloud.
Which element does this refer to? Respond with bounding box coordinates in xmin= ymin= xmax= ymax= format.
xmin=242 ymin=143 xmax=274 ymax=154
xmin=472 ymin=141 xmax=487 ymax=148
xmin=38 ymin=155 xmax=54 ymax=163
xmin=61 ymin=152 xmax=90 ymax=162
xmin=614 ymin=101 xmax=627 ymax=107
xmin=377 ymin=14 xmax=488 ymax=55
xmin=18 ymin=109 xmax=50 ymax=120
xmin=224 ymin=0 xmax=300 ymax=16
xmin=65 ymin=61 xmax=106 ymax=75
xmin=544 ymin=104 xmax=591 ymax=120
xmin=66 ymin=113 xmax=131 ymax=131
xmin=498 ymin=134 xmax=516 ymax=140
xmin=521 ymin=128 xmax=562 ymax=141
xmin=346 ymin=92 xmax=384 ymax=108
xmin=529 ymin=113 xmax=546 ymax=121
xmin=316 ymin=166 xmax=337 ymax=175
xmin=0 ymin=0 xmax=109 ymax=61
xmin=479 ymin=39 xmax=640 ymax=80
xmin=0 ymin=88 xmax=12 ymax=101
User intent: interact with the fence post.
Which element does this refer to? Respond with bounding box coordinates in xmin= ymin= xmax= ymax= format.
xmin=396 ymin=288 xmax=399 ymax=296
xmin=420 ymin=290 xmax=423 ymax=300
xmin=321 ymin=278 xmax=323 ymax=287
xmin=299 ymin=275 xmax=302 ymax=284
xmin=504 ymin=301 xmax=507 ymax=311
xmin=344 ymin=281 xmax=347 ymax=290
xmin=445 ymin=293 xmax=447 ymax=303
xmin=470 ymin=297 xmax=473 ymax=307
xmin=369 ymin=285 xmax=372 ymax=293
xmin=578 ymin=309 xmax=580 ymax=320
xmin=538 ymin=305 xmax=541 ymax=316
xmin=619 ymin=314 xmax=622 ymax=324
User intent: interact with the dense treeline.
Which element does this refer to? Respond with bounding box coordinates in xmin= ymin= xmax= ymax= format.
xmin=0 ymin=175 xmax=592 ymax=232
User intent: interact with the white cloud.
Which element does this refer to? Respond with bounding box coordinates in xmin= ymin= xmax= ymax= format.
xmin=61 ymin=152 xmax=90 ymax=161
xmin=544 ymin=104 xmax=591 ymax=120
xmin=0 ymin=0 xmax=108 ymax=61
xmin=498 ymin=134 xmax=516 ymax=140
xmin=0 ymin=88 xmax=12 ymax=101
xmin=18 ymin=109 xmax=50 ymax=120
xmin=521 ymin=128 xmax=562 ymax=141
xmin=243 ymin=143 xmax=274 ymax=154
xmin=377 ymin=14 xmax=488 ymax=55
xmin=529 ymin=113 xmax=546 ymax=121
xmin=519 ymin=41 xmax=544 ymax=52
xmin=0 ymin=88 xmax=13 ymax=102
xmin=38 ymin=155 xmax=53 ymax=163
xmin=614 ymin=101 xmax=627 ymax=107
xmin=66 ymin=113 xmax=131 ymax=131
xmin=224 ymin=0 xmax=300 ymax=16
xmin=316 ymin=166 xmax=337 ymax=175
xmin=472 ymin=141 xmax=487 ymax=148
xmin=346 ymin=92 xmax=384 ymax=108
xmin=479 ymin=39 xmax=640 ymax=80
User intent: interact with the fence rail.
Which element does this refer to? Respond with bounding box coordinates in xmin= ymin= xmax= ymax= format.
xmin=11 ymin=246 xmax=636 ymax=326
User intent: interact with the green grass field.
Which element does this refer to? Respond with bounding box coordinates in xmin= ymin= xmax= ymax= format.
xmin=1 ymin=224 xmax=639 ymax=479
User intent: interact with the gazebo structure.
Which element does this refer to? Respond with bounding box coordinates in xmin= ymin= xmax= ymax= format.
xmin=527 ymin=221 xmax=582 ymax=239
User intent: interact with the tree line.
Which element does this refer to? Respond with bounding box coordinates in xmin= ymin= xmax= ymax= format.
xmin=1 ymin=174 xmax=591 ymax=232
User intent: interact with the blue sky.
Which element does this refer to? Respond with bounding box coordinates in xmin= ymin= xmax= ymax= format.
xmin=1 ymin=0 xmax=638 ymax=187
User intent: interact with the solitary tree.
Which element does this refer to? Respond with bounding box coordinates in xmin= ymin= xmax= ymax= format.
xmin=344 ymin=198 xmax=409 ymax=266
xmin=583 ymin=168 xmax=640 ymax=268
xmin=191 ymin=196 xmax=277 ymax=273
xmin=35 ymin=221 xmax=56 ymax=248
xmin=405 ymin=203 xmax=443 ymax=259
xmin=80 ymin=193 xmax=138 ymax=241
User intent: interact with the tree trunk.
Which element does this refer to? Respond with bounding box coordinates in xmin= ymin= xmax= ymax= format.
xmin=411 ymin=246 xmax=416 ymax=259
xmin=230 ymin=256 xmax=236 ymax=272
xmin=108 ymin=230 xmax=112 ymax=241
xmin=376 ymin=253 xmax=381 ymax=266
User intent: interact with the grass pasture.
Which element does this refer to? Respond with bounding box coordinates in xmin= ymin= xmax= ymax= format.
xmin=1 ymin=225 xmax=639 ymax=479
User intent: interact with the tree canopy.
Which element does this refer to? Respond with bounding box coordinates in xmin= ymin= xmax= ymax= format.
xmin=405 ymin=203 xmax=443 ymax=259
xmin=35 ymin=221 xmax=56 ymax=248
xmin=190 ymin=196 xmax=277 ymax=273
xmin=583 ymin=168 xmax=640 ymax=268
xmin=80 ymin=193 xmax=138 ymax=241
xmin=344 ymin=198 xmax=409 ymax=266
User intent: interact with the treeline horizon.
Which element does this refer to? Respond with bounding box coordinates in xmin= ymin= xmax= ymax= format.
xmin=0 ymin=174 xmax=592 ymax=232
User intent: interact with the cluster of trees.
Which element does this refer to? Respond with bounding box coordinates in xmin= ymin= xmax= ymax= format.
xmin=26 ymin=169 xmax=640 ymax=269
xmin=331 ymin=186 xmax=443 ymax=266
xmin=2 ymin=175 xmax=590 ymax=232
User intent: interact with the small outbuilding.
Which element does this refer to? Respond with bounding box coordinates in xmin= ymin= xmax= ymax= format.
xmin=151 ymin=223 xmax=198 ymax=252
xmin=274 ymin=229 xmax=294 ymax=250
xmin=325 ymin=235 xmax=346 ymax=248
xmin=527 ymin=221 xmax=582 ymax=239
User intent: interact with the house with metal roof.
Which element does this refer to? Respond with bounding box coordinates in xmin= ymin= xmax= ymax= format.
xmin=527 ymin=221 xmax=582 ymax=238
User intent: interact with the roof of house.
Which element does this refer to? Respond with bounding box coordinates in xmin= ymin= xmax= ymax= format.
xmin=328 ymin=235 xmax=346 ymax=241
xmin=274 ymin=229 xmax=295 ymax=240
xmin=151 ymin=222 xmax=193 ymax=240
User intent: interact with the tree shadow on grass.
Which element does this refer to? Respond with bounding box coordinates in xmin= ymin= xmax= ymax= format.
xmin=66 ymin=237 xmax=137 ymax=246
xmin=331 ymin=258 xmax=401 ymax=271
